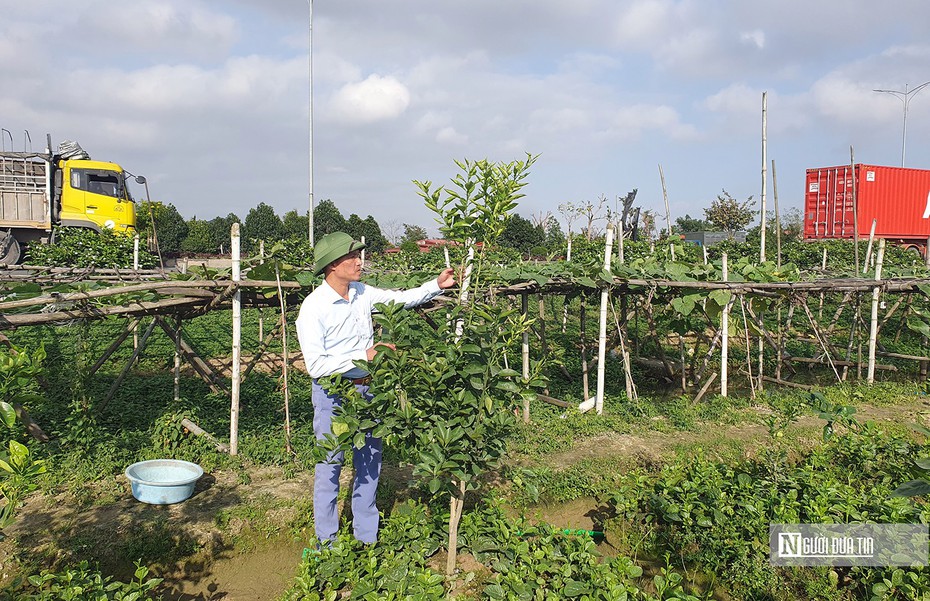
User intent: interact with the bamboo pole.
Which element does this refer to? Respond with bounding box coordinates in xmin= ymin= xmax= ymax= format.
xmin=658 ymin=164 xmax=674 ymax=261
xmin=521 ymin=292 xmax=530 ymax=423
xmin=863 ymin=219 xmax=878 ymax=274
xmin=721 ymin=254 xmax=729 ymax=397
xmin=867 ymin=239 xmax=886 ymax=384
xmin=739 ymin=297 xmax=756 ymax=399
xmin=181 ymin=418 xmax=229 ymax=453
xmin=133 ymin=236 xmax=140 ymax=357
xmin=772 ymin=159 xmax=781 ymax=269
xmin=693 ymin=371 xmax=718 ymax=404
xmin=230 ymin=223 xmax=241 ymax=456
xmin=760 ymin=91 xmax=768 ymax=263
xmin=851 ymin=146 xmax=860 ymax=273
xmin=818 ymin=248 xmax=828 ymax=320
xmin=259 ymin=239 xmax=265 ymax=342
xmin=580 ymin=295 xmax=590 ymax=404
xmin=100 ymin=319 xmax=158 ymax=411
xmin=275 ymin=263 xmax=292 ymax=454
xmin=617 ymin=220 xmax=625 ymax=264
xmin=595 ymin=228 xmax=613 ymax=415
xmin=88 ymin=317 xmax=142 ymax=376
xmin=174 ymin=317 xmax=181 ymax=402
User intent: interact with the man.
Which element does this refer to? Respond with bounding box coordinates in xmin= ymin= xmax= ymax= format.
xmin=295 ymin=231 xmax=455 ymax=545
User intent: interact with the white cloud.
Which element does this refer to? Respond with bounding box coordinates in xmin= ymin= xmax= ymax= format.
xmin=329 ymin=75 xmax=411 ymax=125
xmin=740 ymin=30 xmax=765 ymax=49
xmin=609 ymin=105 xmax=698 ymax=141
xmin=436 ymin=126 xmax=468 ymax=145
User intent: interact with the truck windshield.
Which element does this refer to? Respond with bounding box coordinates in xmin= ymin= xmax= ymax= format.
xmin=71 ymin=169 xmax=123 ymax=199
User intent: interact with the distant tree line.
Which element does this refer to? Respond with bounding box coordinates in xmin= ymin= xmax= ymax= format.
xmin=138 ymin=198 xmax=567 ymax=259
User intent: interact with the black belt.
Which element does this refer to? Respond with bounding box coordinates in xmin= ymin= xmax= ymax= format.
xmin=347 ymin=376 xmax=371 ymax=385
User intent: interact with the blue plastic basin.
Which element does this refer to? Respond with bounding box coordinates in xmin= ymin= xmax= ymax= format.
xmin=125 ymin=459 xmax=203 ymax=505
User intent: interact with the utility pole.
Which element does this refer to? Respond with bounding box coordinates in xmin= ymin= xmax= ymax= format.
xmin=874 ymin=81 xmax=930 ymax=167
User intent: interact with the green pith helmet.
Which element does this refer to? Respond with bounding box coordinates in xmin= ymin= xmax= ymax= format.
xmin=313 ymin=231 xmax=366 ymax=275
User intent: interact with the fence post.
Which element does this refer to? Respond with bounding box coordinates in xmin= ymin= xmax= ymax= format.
xmin=867 ymin=239 xmax=886 ymax=384
xmin=230 ymin=223 xmax=241 ymax=455
xmin=721 ymin=253 xmax=729 ymax=397
xmin=595 ymin=228 xmax=613 ymax=415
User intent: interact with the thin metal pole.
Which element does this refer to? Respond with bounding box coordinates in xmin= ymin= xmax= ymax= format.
xmin=874 ymin=82 xmax=930 ymax=167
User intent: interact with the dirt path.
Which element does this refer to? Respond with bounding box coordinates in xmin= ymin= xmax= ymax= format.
xmin=2 ymin=466 xmax=317 ymax=600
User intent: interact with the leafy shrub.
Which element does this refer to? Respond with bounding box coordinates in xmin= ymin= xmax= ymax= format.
xmin=26 ymin=227 xmax=157 ymax=268
xmin=5 ymin=560 xmax=161 ymax=600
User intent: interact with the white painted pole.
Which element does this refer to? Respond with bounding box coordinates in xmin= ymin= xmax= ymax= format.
xmin=230 ymin=223 xmax=241 ymax=455
xmin=566 ymin=236 xmax=572 ymax=262
xmin=521 ymin=293 xmax=530 ymax=423
xmin=595 ymin=228 xmax=613 ymax=415
xmin=360 ymin=235 xmax=366 ymax=266
xmin=721 ymin=253 xmax=729 ymax=397
xmin=867 ymin=239 xmax=886 ymax=384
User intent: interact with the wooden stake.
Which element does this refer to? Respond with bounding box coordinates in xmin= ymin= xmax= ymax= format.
xmin=88 ymin=317 xmax=142 ymax=376
xmin=867 ymin=239 xmax=886 ymax=384
xmin=174 ymin=317 xmax=181 ymax=402
xmin=693 ymin=371 xmax=718 ymax=404
xmin=772 ymin=159 xmax=781 ymax=269
xmin=580 ymin=295 xmax=590 ymax=404
xmin=851 ymin=146 xmax=860 ymax=273
xmin=658 ymin=164 xmax=674 ymax=261
xmin=231 ymin=223 xmax=241 ymax=456
xmin=595 ymin=228 xmax=613 ymax=414
xmin=721 ymin=254 xmax=729 ymax=397
xmin=863 ymin=219 xmax=878 ymax=274
xmin=521 ymin=292 xmax=530 ymax=423
xmin=276 ymin=263 xmax=292 ymax=454
xmin=181 ymin=418 xmax=229 ymax=453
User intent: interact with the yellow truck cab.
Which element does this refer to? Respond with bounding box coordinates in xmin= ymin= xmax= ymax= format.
xmin=0 ymin=136 xmax=137 ymax=264
xmin=59 ymin=159 xmax=137 ymax=234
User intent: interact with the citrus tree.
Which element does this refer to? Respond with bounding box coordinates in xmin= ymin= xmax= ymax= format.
xmin=316 ymin=154 xmax=545 ymax=575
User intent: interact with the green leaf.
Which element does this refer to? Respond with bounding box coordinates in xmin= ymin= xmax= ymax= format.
xmin=562 ymin=580 xmax=591 ymax=597
xmin=494 ymin=381 xmax=521 ymax=393
xmin=892 ymin=480 xmax=930 ymax=497
xmin=0 ymin=401 xmax=15 ymax=429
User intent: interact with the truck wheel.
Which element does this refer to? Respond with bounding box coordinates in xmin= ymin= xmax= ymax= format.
xmin=0 ymin=232 xmax=22 ymax=265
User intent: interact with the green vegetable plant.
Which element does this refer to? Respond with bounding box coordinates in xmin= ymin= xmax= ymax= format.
xmin=0 ymin=345 xmax=47 ymax=530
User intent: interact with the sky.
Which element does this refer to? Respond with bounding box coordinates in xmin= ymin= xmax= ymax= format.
xmin=2 ymin=0 xmax=930 ymax=240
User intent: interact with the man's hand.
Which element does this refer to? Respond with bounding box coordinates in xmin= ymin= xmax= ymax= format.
xmin=366 ymin=342 xmax=396 ymax=361
xmin=437 ymin=267 xmax=457 ymax=290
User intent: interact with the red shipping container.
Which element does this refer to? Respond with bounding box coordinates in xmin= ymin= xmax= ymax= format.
xmin=803 ymin=164 xmax=930 ymax=251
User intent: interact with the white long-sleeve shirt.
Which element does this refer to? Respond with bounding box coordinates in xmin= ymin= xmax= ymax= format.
xmin=295 ymin=278 xmax=443 ymax=379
